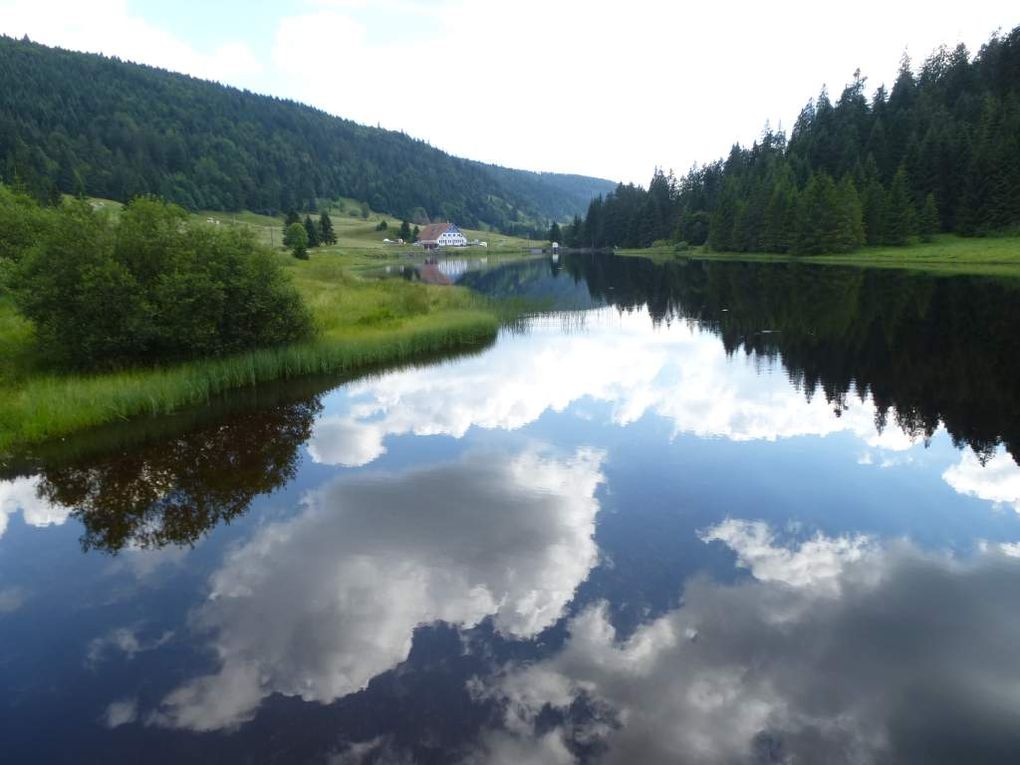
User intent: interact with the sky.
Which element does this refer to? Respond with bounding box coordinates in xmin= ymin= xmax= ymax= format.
xmin=0 ymin=1 xmax=1016 ymax=184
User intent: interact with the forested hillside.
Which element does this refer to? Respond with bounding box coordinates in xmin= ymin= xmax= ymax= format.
xmin=565 ymin=25 xmax=1020 ymax=252
xmin=0 ymin=36 xmax=614 ymax=231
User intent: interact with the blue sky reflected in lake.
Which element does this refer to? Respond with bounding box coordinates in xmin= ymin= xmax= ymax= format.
xmin=3 ymin=257 xmax=1020 ymax=763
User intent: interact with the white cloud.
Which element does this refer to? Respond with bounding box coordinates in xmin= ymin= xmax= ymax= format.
xmin=102 ymin=698 xmax=138 ymax=729
xmin=699 ymin=519 xmax=874 ymax=594
xmin=0 ymin=585 xmax=26 ymax=613
xmin=87 ymin=625 xmax=174 ymax=667
xmin=943 ymin=448 xmax=1020 ymax=513
xmin=473 ymin=525 xmax=1020 ymax=764
xmin=151 ymin=447 xmax=604 ymax=731
xmin=3 ymin=1 xmax=1010 ymax=181
xmin=0 ymin=476 xmax=71 ymax=540
xmin=309 ymin=308 xmax=923 ymax=468
xmin=0 ymin=0 xmax=262 ymax=85
xmin=264 ymin=0 xmax=1011 ymax=182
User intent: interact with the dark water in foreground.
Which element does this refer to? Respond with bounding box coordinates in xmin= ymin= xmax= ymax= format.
xmin=3 ymin=253 xmax=1020 ymax=764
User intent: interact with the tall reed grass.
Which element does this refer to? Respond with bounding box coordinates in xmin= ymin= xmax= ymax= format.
xmin=0 ymin=260 xmax=505 ymax=451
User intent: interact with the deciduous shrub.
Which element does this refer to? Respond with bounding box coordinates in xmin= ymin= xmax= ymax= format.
xmin=14 ymin=197 xmax=313 ymax=369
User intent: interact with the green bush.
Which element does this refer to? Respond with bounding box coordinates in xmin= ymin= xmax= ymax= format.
xmin=14 ymin=196 xmax=313 ymax=369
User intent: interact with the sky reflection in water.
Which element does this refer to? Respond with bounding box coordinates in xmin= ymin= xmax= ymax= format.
xmin=2 ymin=256 xmax=1020 ymax=763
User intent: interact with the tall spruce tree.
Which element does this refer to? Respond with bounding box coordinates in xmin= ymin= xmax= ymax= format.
xmin=883 ymin=166 xmax=916 ymax=245
xmin=919 ymin=193 xmax=940 ymax=242
xmin=318 ymin=211 xmax=336 ymax=244
xmin=303 ymin=214 xmax=320 ymax=248
xmin=793 ymin=173 xmax=839 ymax=254
xmin=835 ymin=175 xmax=865 ymax=251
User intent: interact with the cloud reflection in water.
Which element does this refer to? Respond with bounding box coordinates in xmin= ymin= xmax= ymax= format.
xmin=472 ymin=521 xmax=1020 ymax=764
xmin=153 ymin=448 xmax=604 ymax=731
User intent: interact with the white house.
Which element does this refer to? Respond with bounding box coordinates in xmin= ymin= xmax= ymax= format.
xmin=417 ymin=222 xmax=468 ymax=249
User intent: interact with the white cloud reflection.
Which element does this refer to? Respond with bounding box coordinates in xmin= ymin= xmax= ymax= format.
xmin=309 ymin=309 xmax=922 ymax=468
xmin=152 ymin=447 xmax=604 ymax=731
xmin=0 ymin=476 xmax=70 ymax=539
xmin=472 ymin=522 xmax=1020 ymax=765
xmin=943 ymin=448 xmax=1020 ymax=514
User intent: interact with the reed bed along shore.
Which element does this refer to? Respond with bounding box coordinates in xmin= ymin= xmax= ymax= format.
xmin=0 ymin=255 xmax=505 ymax=452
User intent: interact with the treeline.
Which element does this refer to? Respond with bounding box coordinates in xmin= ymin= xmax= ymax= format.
xmin=569 ymin=26 xmax=1020 ymax=253
xmin=0 ymin=36 xmax=614 ymax=230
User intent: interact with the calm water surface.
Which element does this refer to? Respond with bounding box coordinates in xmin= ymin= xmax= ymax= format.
xmin=3 ymin=254 xmax=1020 ymax=763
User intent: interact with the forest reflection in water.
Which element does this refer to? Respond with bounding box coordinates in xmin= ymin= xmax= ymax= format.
xmin=6 ymin=254 xmax=1020 ymax=553
xmin=3 ymin=255 xmax=1020 ymax=764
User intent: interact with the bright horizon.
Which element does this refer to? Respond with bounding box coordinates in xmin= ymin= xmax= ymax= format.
xmin=0 ymin=0 xmax=1016 ymax=186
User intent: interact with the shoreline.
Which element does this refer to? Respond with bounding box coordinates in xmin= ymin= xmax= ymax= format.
xmin=0 ymin=257 xmax=508 ymax=454
xmin=612 ymin=235 xmax=1020 ymax=278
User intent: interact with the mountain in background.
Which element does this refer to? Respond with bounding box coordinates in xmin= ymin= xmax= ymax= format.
xmin=0 ymin=37 xmax=615 ymax=233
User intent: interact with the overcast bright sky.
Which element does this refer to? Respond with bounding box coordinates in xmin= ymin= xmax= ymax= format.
xmin=1 ymin=1 xmax=1015 ymax=184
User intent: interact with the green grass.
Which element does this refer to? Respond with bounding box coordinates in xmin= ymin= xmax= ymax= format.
xmin=0 ymin=253 xmax=507 ymax=452
xmin=184 ymin=201 xmax=543 ymax=259
xmin=618 ymin=235 xmax=1020 ymax=277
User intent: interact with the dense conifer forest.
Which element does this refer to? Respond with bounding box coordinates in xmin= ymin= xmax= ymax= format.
xmin=566 ymin=26 xmax=1020 ymax=253
xmin=0 ymin=36 xmax=614 ymax=232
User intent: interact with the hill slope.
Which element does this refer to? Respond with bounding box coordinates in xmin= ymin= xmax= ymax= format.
xmin=0 ymin=36 xmax=615 ymax=231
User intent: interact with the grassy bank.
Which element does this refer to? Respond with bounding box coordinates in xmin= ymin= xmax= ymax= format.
xmin=0 ymin=254 xmax=504 ymax=452
xmin=618 ymin=235 xmax=1020 ymax=277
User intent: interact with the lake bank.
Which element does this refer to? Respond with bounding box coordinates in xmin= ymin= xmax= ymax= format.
xmin=615 ymin=235 xmax=1020 ymax=277
xmin=0 ymin=255 xmax=507 ymax=453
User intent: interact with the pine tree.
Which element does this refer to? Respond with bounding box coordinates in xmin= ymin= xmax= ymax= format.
xmin=861 ymin=181 xmax=887 ymax=246
xmin=318 ymin=211 xmax=336 ymax=244
xmin=548 ymin=221 xmax=562 ymax=243
xmin=883 ymin=166 xmax=916 ymax=245
xmin=794 ymin=172 xmax=842 ymax=254
xmin=835 ymin=176 xmax=865 ymax=252
xmin=565 ymin=215 xmax=582 ymax=247
xmin=304 ymin=214 xmax=320 ymax=247
xmin=399 ymin=220 xmax=411 ymax=242
xmin=708 ymin=182 xmax=739 ymax=251
xmin=411 ymin=225 xmax=419 ymax=243
xmin=918 ymin=193 xmax=940 ymax=242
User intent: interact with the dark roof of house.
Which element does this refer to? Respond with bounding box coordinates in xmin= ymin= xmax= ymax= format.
xmin=417 ymin=222 xmax=454 ymax=242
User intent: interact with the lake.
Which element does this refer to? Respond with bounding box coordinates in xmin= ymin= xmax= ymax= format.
xmin=3 ymin=252 xmax=1020 ymax=764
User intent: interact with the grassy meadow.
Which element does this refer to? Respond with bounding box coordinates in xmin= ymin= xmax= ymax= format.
xmin=194 ymin=199 xmax=543 ymax=262
xmin=0 ymin=250 xmax=508 ymax=453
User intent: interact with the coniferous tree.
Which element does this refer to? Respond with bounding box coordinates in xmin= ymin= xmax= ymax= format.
xmin=883 ymin=166 xmax=916 ymax=245
xmin=836 ymin=175 xmax=866 ymax=251
xmin=861 ymin=160 xmax=888 ymax=245
xmin=708 ymin=182 xmax=740 ymax=251
xmin=318 ymin=211 xmax=336 ymax=244
xmin=564 ymin=215 xmax=582 ymax=247
xmin=570 ymin=27 xmax=1020 ymax=251
xmin=399 ymin=220 xmax=411 ymax=242
xmin=548 ymin=221 xmax=562 ymax=243
xmin=919 ymin=192 xmax=940 ymax=242
xmin=794 ymin=172 xmax=842 ymax=254
xmin=303 ymin=214 xmax=320 ymax=247
xmin=411 ymin=225 xmax=419 ymax=243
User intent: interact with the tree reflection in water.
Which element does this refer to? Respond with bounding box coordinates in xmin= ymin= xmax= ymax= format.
xmin=33 ymin=398 xmax=321 ymax=553
xmin=558 ymin=254 xmax=1020 ymax=462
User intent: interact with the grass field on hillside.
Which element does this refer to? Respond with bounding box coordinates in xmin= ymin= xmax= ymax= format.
xmin=81 ymin=195 xmax=544 ymax=259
